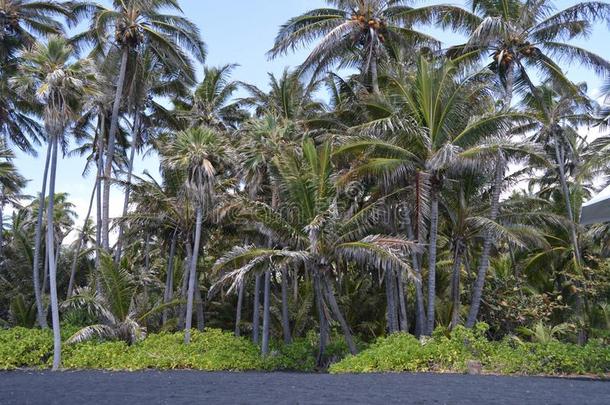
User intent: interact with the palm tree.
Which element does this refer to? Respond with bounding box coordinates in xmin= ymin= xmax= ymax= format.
xmin=11 ymin=35 xmax=97 ymax=370
xmin=214 ymin=139 xmax=419 ymax=360
xmin=75 ymin=0 xmax=206 ymax=251
xmin=174 ymin=64 xmax=247 ymax=130
xmin=440 ymin=0 xmax=610 ymax=107
xmin=161 ymin=126 xmax=232 ymax=344
xmin=336 ymin=56 xmax=524 ymax=334
xmin=268 ymin=0 xmax=441 ymax=93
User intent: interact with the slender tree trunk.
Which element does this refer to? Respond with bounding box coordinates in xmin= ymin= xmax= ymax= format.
xmin=369 ymin=31 xmax=380 ymax=94
xmin=261 ymin=269 xmax=271 ymax=355
xmin=385 ymin=269 xmax=398 ymax=333
xmin=177 ymin=242 xmax=190 ymax=330
xmin=42 ymin=245 xmax=48 ymax=295
xmin=184 ymin=206 xmax=203 ymax=344
xmin=323 ymin=273 xmax=357 ymax=355
xmin=32 ymin=144 xmax=52 ymax=329
xmin=426 ymin=188 xmax=439 ymax=335
xmin=450 ymin=241 xmax=464 ymax=330
xmin=0 ymin=199 xmax=4 ymax=261
xmin=194 ymin=278 xmax=205 ymax=331
xmin=280 ymin=267 xmax=291 ymax=343
xmin=405 ymin=210 xmax=425 ymax=336
xmin=114 ymin=111 xmax=140 ymax=262
xmin=234 ymin=280 xmax=244 ymax=336
xmin=67 ymin=182 xmax=96 ymax=299
xmin=252 ymin=273 xmax=261 ymax=344
xmin=162 ymin=230 xmax=178 ymax=325
xmin=313 ymin=269 xmax=329 ymax=366
xmin=396 ymin=269 xmax=408 ymax=332
xmin=503 ymin=67 xmax=515 ymax=109
xmin=47 ymin=137 xmax=61 ymax=370
xmin=95 ymin=123 xmax=104 ymax=290
xmin=466 ymin=154 xmax=504 ymax=328
xmin=102 ymin=47 xmax=129 ymax=251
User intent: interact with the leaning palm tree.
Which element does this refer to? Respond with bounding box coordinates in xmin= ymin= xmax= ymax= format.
xmin=160 ymin=126 xmax=232 ymax=344
xmin=268 ymin=0 xmax=442 ymax=93
xmin=75 ymin=0 xmax=206 ymax=251
xmin=11 ymin=35 xmax=97 ymax=370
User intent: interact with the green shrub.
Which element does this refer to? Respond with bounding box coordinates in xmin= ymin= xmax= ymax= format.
xmin=0 ymin=327 xmax=52 ymax=370
xmin=330 ymin=324 xmax=610 ymax=376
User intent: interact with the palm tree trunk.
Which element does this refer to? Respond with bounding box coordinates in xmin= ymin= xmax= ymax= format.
xmin=450 ymin=241 xmax=464 ymax=330
xmin=177 ymin=242 xmax=190 ymax=330
xmin=405 ymin=209 xmax=426 ymax=336
xmin=396 ymin=269 xmax=408 ymax=332
xmin=369 ymin=31 xmax=380 ymax=94
xmin=114 ymin=111 xmax=140 ymax=262
xmin=280 ymin=267 xmax=291 ymax=343
xmin=162 ymin=229 xmax=178 ymax=325
xmin=46 ymin=137 xmax=61 ymax=370
xmin=194 ymin=278 xmax=205 ymax=331
xmin=67 ymin=182 xmax=96 ymax=299
xmin=184 ymin=206 xmax=203 ymax=344
xmin=0 ymin=198 xmax=4 ymax=261
xmin=323 ymin=273 xmax=357 ymax=355
xmin=426 ymin=188 xmax=439 ymax=335
xmin=95 ymin=123 xmax=104 ymax=290
xmin=313 ymin=269 xmax=329 ymax=366
xmin=466 ymin=154 xmax=504 ymax=328
xmin=252 ymin=273 xmax=261 ymax=344
xmin=32 ymin=144 xmax=52 ymax=329
xmin=102 ymin=47 xmax=129 ymax=251
xmin=234 ymin=280 xmax=244 ymax=336
xmin=385 ymin=268 xmax=398 ymax=333
xmin=261 ymin=268 xmax=271 ymax=355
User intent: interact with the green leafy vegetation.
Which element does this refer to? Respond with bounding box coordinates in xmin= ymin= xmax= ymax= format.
xmin=0 ymin=0 xmax=609 ymax=373
xmin=330 ymin=324 xmax=610 ymax=376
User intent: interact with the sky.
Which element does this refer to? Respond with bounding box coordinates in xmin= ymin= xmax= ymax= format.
xmin=11 ymin=0 xmax=610 ymax=239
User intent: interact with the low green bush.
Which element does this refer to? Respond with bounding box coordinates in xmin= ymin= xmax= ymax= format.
xmin=330 ymin=324 xmax=610 ymax=376
xmin=0 ymin=327 xmax=53 ymax=369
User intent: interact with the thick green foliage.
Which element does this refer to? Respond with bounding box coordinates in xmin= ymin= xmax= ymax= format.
xmin=0 ymin=327 xmax=53 ymax=369
xmin=330 ymin=324 xmax=610 ymax=376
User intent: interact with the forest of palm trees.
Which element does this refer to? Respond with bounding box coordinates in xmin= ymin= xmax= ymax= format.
xmin=1 ymin=0 xmax=610 ymax=371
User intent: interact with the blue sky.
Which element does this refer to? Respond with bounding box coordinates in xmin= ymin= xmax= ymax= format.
xmin=12 ymin=0 xmax=610 ymax=233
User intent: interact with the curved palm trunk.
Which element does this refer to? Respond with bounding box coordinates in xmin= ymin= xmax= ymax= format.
xmin=466 ymin=155 xmax=504 ymax=328
xmin=32 ymin=144 xmax=52 ymax=329
xmin=0 ymin=197 xmax=4 ymax=261
xmin=450 ymin=241 xmax=464 ymax=330
xmin=194 ymin=276 xmax=205 ymax=331
xmin=95 ymin=125 xmax=104 ymax=289
xmin=426 ymin=189 xmax=439 ymax=335
xmin=162 ymin=230 xmax=178 ymax=325
xmin=323 ymin=273 xmax=357 ymax=355
xmin=368 ymin=31 xmax=380 ymax=94
xmin=67 ymin=182 xmax=96 ymax=299
xmin=102 ymin=47 xmax=129 ymax=251
xmin=280 ymin=267 xmax=291 ymax=343
xmin=261 ymin=268 xmax=271 ymax=355
xmin=114 ymin=112 xmax=140 ymax=262
xmin=184 ymin=206 xmax=203 ymax=344
xmin=234 ymin=280 xmax=244 ymax=336
xmin=252 ymin=273 xmax=261 ymax=344
xmin=177 ymin=242 xmax=191 ymax=330
xmin=46 ymin=137 xmax=61 ymax=370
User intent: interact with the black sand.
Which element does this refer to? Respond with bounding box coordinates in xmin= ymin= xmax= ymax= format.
xmin=1 ymin=370 xmax=609 ymax=404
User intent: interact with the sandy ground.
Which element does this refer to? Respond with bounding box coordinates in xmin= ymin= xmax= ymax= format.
xmin=1 ymin=370 xmax=609 ymax=404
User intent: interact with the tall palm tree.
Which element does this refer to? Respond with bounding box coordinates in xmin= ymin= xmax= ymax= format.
xmin=11 ymin=35 xmax=97 ymax=370
xmin=335 ymin=56 xmax=525 ymax=334
xmin=268 ymin=0 xmax=441 ymax=93
xmin=75 ymin=0 xmax=206 ymax=251
xmin=161 ymin=126 xmax=232 ymax=344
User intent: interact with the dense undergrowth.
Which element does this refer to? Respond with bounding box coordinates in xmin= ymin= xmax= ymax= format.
xmin=1 ymin=325 xmax=608 ymax=376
